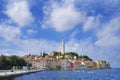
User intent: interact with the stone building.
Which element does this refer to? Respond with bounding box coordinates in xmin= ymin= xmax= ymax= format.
xmin=95 ymin=61 xmax=110 ymax=69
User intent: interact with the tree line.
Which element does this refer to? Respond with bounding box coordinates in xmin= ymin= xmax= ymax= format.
xmin=52 ymin=51 xmax=93 ymax=61
xmin=0 ymin=55 xmax=29 ymax=70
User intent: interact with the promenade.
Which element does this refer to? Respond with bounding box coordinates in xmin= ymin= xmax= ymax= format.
xmin=0 ymin=69 xmax=44 ymax=77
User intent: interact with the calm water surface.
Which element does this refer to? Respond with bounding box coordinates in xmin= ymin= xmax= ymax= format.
xmin=14 ymin=68 xmax=120 ymax=80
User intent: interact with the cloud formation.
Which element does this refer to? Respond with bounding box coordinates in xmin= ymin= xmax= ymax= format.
xmin=5 ymin=0 xmax=34 ymax=27
xmin=0 ymin=0 xmax=120 ymax=68
xmin=27 ymin=29 xmax=37 ymax=35
xmin=0 ymin=23 xmax=21 ymax=41
xmin=42 ymin=0 xmax=84 ymax=32
xmin=83 ymin=16 xmax=100 ymax=32
xmin=95 ymin=17 xmax=120 ymax=48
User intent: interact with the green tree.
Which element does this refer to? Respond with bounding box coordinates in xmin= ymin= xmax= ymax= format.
xmin=18 ymin=58 xmax=27 ymax=66
xmin=0 ymin=55 xmax=28 ymax=70
xmin=79 ymin=55 xmax=93 ymax=61
xmin=0 ymin=57 xmax=4 ymax=69
xmin=9 ymin=56 xmax=20 ymax=67
xmin=53 ymin=52 xmax=59 ymax=58
xmin=6 ymin=57 xmax=13 ymax=69
xmin=27 ymin=62 xmax=32 ymax=67
xmin=65 ymin=52 xmax=79 ymax=59
xmin=0 ymin=56 xmax=9 ymax=70
xmin=42 ymin=52 xmax=48 ymax=57
xmin=9 ymin=56 xmax=27 ymax=68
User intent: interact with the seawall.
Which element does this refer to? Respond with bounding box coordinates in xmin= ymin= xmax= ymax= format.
xmin=0 ymin=69 xmax=43 ymax=80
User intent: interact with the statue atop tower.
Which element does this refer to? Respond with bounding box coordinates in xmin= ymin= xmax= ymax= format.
xmin=61 ymin=38 xmax=65 ymax=55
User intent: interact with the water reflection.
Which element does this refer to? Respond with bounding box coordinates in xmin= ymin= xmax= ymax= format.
xmin=14 ymin=69 xmax=120 ymax=80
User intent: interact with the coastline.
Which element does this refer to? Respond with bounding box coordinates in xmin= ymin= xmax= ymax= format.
xmin=0 ymin=68 xmax=115 ymax=80
xmin=0 ymin=69 xmax=44 ymax=80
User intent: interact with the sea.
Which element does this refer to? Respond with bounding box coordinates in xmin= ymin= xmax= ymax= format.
xmin=13 ymin=68 xmax=120 ymax=80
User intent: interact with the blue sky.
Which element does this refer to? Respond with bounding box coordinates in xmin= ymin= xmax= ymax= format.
xmin=0 ymin=0 xmax=120 ymax=68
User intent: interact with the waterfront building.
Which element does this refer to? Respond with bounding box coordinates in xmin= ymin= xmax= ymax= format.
xmin=22 ymin=54 xmax=110 ymax=70
xmin=86 ymin=61 xmax=97 ymax=69
xmin=74 ymin=61 xmax=82 ymax=70
xmin=64 ymin=55 xmax=72 ymax=60
xmin=95 ymin=61 xmax=110 ymax=69
xmin=73 ymin=61 xmax=88 ymax=70
xmin=51 ymin=61 xmax=58 ymax=70
xmin=50 ymin=51 xmax=62 ymax=60
xmin=45 ymin=60 xmax=53 ymax=69
xmin=21 ymin=39 xmax=110 ymax=70
xmin=61 ymin=60 xmax=71 ymax=70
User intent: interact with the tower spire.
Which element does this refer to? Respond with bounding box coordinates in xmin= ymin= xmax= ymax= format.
xmin=61 ymin=37 xmax=65 ymax=55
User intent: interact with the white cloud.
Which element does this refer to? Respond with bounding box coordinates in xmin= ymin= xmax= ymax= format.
xmin=0 ymin=49 xmax=24 ymax=56
xmin=0 ymin=38 xmax=61 ymax=56
xmin=66 ymin=39 xmax=97 ymax=58
xmin=96 ymin=36 xmax=120 ymax=47
xmin=42 ymin=0 xmax=85 ymax=32
xmin=83 ymin=16 xmax=100 ymax=32
xmin=0 ymin=23 xmax=21 ymax=41
xmin=5 ymin=0 xmax=34 ymax=27
xmin=42 ymin=0 xmax=102 ymax=32
xmin=0 ymin=0 xmax=120 ymax=68
xmin=69 ymin=29 xmax=79 ymax=39
xmin=27 ymin=29 xmax=37 ymax=35
xmin=95 ymin=17 xmax=120 ymax=47
xmin=13 ymin=39 xmax=61 ymax=54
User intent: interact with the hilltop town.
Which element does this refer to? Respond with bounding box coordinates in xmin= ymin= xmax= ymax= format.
xmin=0 ymin=39 xmax=110 ymax=70
xmin=22 ymin=52 xmax=110 ymax=70
xmin=22 ymin=39 xmax=110 ymax=70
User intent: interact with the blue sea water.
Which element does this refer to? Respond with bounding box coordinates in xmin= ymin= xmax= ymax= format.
xmin=14 ymin=68 xmax=120 ymax=80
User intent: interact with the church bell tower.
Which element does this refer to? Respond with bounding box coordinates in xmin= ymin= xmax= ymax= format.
xmin=61 ymin=38 xmax=65 ymax=55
